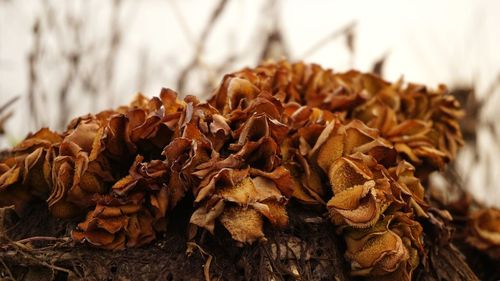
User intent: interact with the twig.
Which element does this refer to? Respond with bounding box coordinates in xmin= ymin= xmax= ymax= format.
xmin=186 ymin=242 xmax=213 ymax=281
xmin=0 ymin=258 xmax=14 ymax=280
xmin=371 ymin=51 xmax=390 ymax=77
xmin=300 ymin=21 xmax=357 ymax=59
xmin=478 ymin=72 xmax=500 ymax=106
xmin=104 ymin=0 xmax=123 ymax=108
xmin=259 ymin=0 xmax=289 ymax=61
xmin=0 ymin=96 xmax=19 ymax=115
xmin=167 ymin=0 xmax=196 ymax=46
xmin=27 ymin=19 xmax=42 ymax=128
xmin=15 ymin=236 xmax=70 ymax=245
xmin=176 ymin=0 xmax=229 ymax=93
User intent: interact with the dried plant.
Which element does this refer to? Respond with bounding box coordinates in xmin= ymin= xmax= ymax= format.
xmin=0 ymin=61 xmax=475 ymax=281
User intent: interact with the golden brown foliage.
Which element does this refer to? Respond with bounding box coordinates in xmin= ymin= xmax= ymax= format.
xmin=0 ymin=61 xmax=470 ymax=280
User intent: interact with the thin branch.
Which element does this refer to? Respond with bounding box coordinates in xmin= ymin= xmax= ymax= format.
xmin=168 ymin=0 xmax=196 ymax=46
xmin=300 ymin=21 xmax=357 ymax=59
xmin=259 ymin=0 xmax=289 ymax=61
xmin=176 ymin=0 xmax=229 ymax=93
xmin=478 ymin=72 xmax=500 ymax=106
xmin=371 ymin=51 xmax=390 ymax=77
xmin=27 ymin=19 xmax=42 ymax=128
xmin=0 ymin=96 xmax=19 ymax=115
xmin=15 ymin=236 xmax=70 ymax=245
xmin=0 ymin=258 xmax=14 ymax=280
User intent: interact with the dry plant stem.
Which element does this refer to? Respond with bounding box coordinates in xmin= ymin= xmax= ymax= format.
xmin=186 ymin=242 xmax=213 ymax=281
xmin=103 ymin=0 xmax=123 ymax=108
xmin=0 ymin=258 xmax=14 ymax=280
xmin=0 ymin=97 xmax=20 ymax=116
xmin=14 ymin=236 xmax=69 ymax=244
xmin=300 ymin=21 xmax=357 ymax=59
xmin=176 ymin=0 xmax=229 ymax=93
xmin=259 ymin=0 xmax=289 ymax=61
xmin=27 ymin=20 xmax=42 ymax=128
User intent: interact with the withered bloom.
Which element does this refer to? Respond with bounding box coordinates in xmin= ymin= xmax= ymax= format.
xmin=466 ymin=208 xmax=500 ymax=260
xmin=190 ymin=172 xmax=289 ymax=244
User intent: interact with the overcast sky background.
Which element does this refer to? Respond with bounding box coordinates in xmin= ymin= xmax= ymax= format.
xmin=1 ymin=0 xmax=499 ymax=205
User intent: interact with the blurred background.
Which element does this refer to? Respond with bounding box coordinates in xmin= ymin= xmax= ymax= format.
xmin=1 ymin=0 xmax=499 ymax=206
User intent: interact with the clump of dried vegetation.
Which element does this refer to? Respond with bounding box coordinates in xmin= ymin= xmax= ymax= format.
xmin=1 ymin=60 xmax=498 ymax=281
xmin=1 ymin=1 xmax=500 ymax=280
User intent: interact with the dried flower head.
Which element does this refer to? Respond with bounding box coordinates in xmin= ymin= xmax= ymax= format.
xmin=466 ymin=208 xmax=500 ymax=260
xmin=342 ymin=213 xmax=423 ymax=280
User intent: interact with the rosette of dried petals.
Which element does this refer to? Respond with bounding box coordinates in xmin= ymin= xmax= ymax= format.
xmin=387 ymin=161 xmax=428 ymax=217
xmin=0 ymin=60 xmax=465 ymax=265
xmin=341 ymin=213 xmax=423 ymax=281
xmin=466 ymin=208 xmax=500 ymax=260
xmin=103 ymin=89 xmax=183 ymax=163
xmin=325 ymin=153 xmax=394 ymax=228
xmin=72 ymin=192 xmax=155 ymax=250
xmin=190 ymin=168 xmax=290 ymax=244
xmin=0 ymin=128 xmax=62 ymax=213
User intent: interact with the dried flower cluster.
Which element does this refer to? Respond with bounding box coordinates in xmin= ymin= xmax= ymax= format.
xmin=0 ymin=61 xmax=468 ymax=280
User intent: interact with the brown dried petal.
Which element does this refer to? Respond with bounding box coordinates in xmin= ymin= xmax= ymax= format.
xmin=219 ymin=206 xmax=265 ymax=244
xmin=327 ymin=181 xmax=382 ymax=228
xmin=190 ymin=199 xmax=225 ymax=234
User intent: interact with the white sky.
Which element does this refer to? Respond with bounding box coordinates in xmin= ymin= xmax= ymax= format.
xmin=1 ymin=0 xmax=500 ymax=205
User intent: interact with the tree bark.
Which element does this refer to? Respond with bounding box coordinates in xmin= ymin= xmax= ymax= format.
xmin=0 ymin=200 xmax=484 ymax=281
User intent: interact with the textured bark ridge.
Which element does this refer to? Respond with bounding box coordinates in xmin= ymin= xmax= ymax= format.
xmin=1 ymin=202 xmax=352 ymax=281
xmin=0 ymin=201 xmax=486 ymax=281
xmin=0 ymin=61 xmax=497 ymax=280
